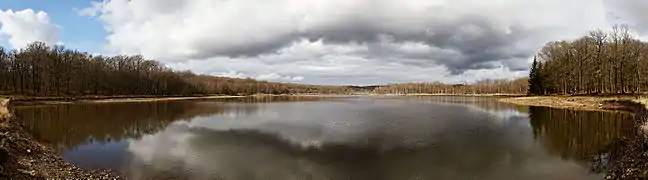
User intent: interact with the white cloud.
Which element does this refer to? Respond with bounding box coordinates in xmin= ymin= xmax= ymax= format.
xmin=81 ymin=0 xmax=638 ymax=85
xmin=257 ymin=73 xmax=304 ymax=82
xmin=210 ymin=70 xmax=248 ymax=79
xmin=0 ymin=9 xmax=60 ymax=49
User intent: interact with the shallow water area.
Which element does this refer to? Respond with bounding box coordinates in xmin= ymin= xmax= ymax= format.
xmin=14 ymin=96 xmax=636 ymax=180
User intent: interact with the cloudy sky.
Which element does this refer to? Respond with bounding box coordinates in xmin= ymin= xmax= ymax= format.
xmin=0 ymin=0 xmax=646 ymax=85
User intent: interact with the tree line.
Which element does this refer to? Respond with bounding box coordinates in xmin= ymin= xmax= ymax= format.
xmin=371 ymin=78 xmax=528 ymax=95
xmin=0 ymin=41 xmax=532 ymax=97
xmin=0 ymin=42 xmax=358 ymax=96
xmin=528 ymin=25 xmax=648 ymax=95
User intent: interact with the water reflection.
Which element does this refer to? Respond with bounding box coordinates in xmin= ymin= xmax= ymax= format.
xmin=529 ymin=106 xmax=635 ymax=164
xmin=412 ymin=96 xmax=529 ymax=113
xmin=123 ymin=98 xmax=597 ymax=179
xmin=15 ymin=96 xmax=337 ymax=148
xmin=16 ymin=101 xmax=232 ymax=148
xmin=12 ymin=96 xmax=635 ymax=179
xmin=202 ymin=95 xmax=346 ymax=103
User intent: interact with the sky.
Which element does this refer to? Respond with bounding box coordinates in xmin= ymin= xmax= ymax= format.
xmin=0 ymin=0 xmax=646 ymax=85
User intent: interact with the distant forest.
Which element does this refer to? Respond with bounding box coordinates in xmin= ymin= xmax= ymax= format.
xmin=529 ymin=26 xmax=648 ymax=95
xmin=0 ymin=42 xmax=529 ymax=97
xmin=372 ymin=79 xmax=527 ymax=94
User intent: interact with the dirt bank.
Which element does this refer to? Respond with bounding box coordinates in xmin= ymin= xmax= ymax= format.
xmin=0 ymin=98 xmax=121 ymax=179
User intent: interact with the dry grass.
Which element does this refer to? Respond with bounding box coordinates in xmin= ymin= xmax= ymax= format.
xmin=500 ymin=96 xmax=613 ymax=110
xmin=499 ymin=96 xmax=632 ymax=112
xmin=633 ymin=98 xmax=648 ymax=109
xmin=0 ymin=98 xmax=9 ymax=120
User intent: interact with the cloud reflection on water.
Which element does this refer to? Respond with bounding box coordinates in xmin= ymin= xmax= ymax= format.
xmin=125 ymin=98 xmax=600 ymax=180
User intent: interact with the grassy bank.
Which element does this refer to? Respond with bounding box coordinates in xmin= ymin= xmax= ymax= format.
xmin=0 ymin=98 xmax=121 ymax=179
xmin=0 ymin=99 xmax=8 ymax=119
xmin=499 ymin=95 xmax=648 ymax=113
xmin=400 ymin=93 xmax=525 ymax=97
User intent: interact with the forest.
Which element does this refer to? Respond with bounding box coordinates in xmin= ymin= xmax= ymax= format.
xmin=0 ymin=42 xmax=356 ymax=96
xmin=528 ymin=25 xmax=648 ymax=95
xmin=0 ymin=42 xmax=529 ymax=97
xmin=0 ymin=41 xmax=529 ymax=97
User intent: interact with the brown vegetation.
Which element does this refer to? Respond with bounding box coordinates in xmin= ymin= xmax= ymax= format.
xmin=500 ymin=96 xmax=647 ymax=113
xmin=0 ymin=98 xmax=8 ymax=119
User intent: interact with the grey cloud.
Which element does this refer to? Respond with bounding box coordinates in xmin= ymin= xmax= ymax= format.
xmin=604 ymin=0 xmax=648 ymax=34
xmin=420 ymin=17 xmax=531 ymax=73
xmin=192 ymin=33 xmax=297 ymax=59
xmin=303 ymin=16 xmax=534 ymax=74
xmin=170 ymin=8 xmax=535 ymax=74
xmin=83 ymin=0 xmax=614 ymax=84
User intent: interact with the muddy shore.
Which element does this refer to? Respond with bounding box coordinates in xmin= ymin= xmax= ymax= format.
xmin=0 ymin=98 xmax=121 ymax=179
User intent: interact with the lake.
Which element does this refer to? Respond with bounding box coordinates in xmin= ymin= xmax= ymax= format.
xmin=14 ymin=96 xmax=636 ymax=180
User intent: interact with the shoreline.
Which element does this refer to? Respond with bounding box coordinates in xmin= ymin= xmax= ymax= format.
xmin=5 ymin=95 xmax=246 ymax=107
xmin=0 ymin=98 xmax=121 ymax=179
xmin=499 ymin=95 xmax=648 ymax=113
xmin=405 ymin=93 xmax=525 ymax=97
xmin=4 ymin=93 xmax=526 ymax=107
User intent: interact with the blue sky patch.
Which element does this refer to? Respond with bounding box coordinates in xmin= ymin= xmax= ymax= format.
xmin=0 ymin=0 xmax=107 ymax=53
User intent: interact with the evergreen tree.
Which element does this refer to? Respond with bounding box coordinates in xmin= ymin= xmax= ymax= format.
xmin=528 ymin=56 xmax=542 ymax=95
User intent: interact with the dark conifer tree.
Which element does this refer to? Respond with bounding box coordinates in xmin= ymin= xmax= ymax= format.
xmin=528 ymin=56 xmax=542 ymax=95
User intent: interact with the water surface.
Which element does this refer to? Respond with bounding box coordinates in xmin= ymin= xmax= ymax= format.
xmin=15 ymin=96 xmax=635 ymax=180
